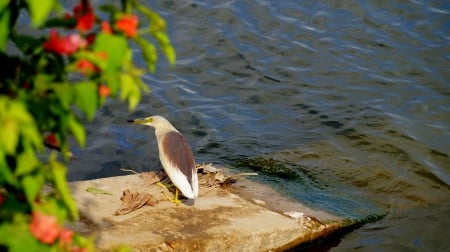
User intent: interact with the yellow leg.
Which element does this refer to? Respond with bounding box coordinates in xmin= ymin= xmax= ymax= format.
xmin=157 ymin=182 xmax=181 ymax=206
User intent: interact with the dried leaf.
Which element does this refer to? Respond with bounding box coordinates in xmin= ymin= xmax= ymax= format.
xmin=115 ymin=190 xmax=155 ymax=215
xmin=140 ymin=171 xmax=164 ymax=185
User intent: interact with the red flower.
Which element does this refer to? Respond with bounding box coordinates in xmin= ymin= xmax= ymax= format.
xmin=101 ymin=21 xmax=113 ymax=34
xmin=73 ymin=0 xmax=93 ymax=15
xmin=73 ymin=0 xmax=95 ymax=33
xmin=98 ymin=84 xmax=111 ymax=98
xmin=76 ymin=12 xmax=95 ymax=33
xmin=115 ymin=15 xmax=138 ymax=37
xmin=76 ymin=51 xmax=107 ymax=75
xmin=43 ymin=30 xmax=86 ymax=55
xmin=44 ymin=133 xmax=59 ymax=149
xmin=59 ymin=228 xmax=74 ymax=248
xmin=29 ymin=211 xmax=61 ymax=244
xmin=0 ymin=193 xmax=5 ymax=206
xmin=76 ymin=59 xmax=98 ymax=75
xmin=86 ymin=33 xmax=96 ymax=45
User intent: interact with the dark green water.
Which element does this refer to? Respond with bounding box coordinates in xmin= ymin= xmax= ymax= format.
xmin=69 ymin=1 xmax=450 ymax=251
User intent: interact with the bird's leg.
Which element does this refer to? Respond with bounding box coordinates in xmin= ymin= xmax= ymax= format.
xmin=173 ymin=188 xmax=181 ymax=206
xmin=156 ymin=182 xmax=181 ymax=206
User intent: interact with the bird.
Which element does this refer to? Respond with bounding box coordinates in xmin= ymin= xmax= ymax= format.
xmin=127 ymin=115 xmax=198 ymax=204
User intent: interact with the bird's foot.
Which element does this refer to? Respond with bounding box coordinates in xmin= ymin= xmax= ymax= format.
xmin=157 ymin=182 xmax=181 ymax=206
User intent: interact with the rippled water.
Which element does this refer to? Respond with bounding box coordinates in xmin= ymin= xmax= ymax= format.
xmin=69 ymin=1 xmax=450 ymax=251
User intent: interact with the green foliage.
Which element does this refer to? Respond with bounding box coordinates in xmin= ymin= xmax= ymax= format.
xmin=0 ymin=214 xmax=48 ymax=252
xmin=135 ymin=36 xmax=158 ymax=72
xmin=25 ymin=0 xmax=56 ymax=27
xmin=0 ymin=0 xmax=176 ymax=251
xmin=0 ymin=3 xmax=10 ymax=51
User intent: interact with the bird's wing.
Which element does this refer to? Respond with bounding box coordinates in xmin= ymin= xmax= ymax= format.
xmin=161 ymin=131 xmax=196 ymax=187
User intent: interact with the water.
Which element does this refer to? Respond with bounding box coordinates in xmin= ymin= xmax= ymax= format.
xmin=68 ymin=0 xmax=450 ymax=251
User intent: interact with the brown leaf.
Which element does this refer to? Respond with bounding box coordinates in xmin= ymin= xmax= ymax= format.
xmin=141 ymin=171 xmax=164 ymax=185
xmin=115 ymin=189 xmax=155 ymax=215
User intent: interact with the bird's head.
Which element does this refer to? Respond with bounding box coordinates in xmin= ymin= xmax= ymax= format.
xmin=127 ymin=115 xmax=176 ymax=132
xmin=127 ymin=117 xmax=154 ymax=126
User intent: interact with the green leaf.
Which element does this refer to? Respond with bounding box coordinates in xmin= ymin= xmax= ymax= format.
xmin=9 ymin=98 xmax=36 ymax=123
xmin=22 ymin=173 xmax=44 ymax=205
xmin=74 ymin=81 xmax=98 ymax=120
xmin=20 ymin=124 xmax=43 ymax=151
xmin=116 ymin=245 xmax=133 ymax=252
xmin=49 ymin=153 xmax=78 ymax=220
xmin=93 ymin=33 xmax=128 ymax=71
xmin=0 ymin=119 xmax=18 ymax=154
xmin=152 ymin=31 xmax=176 ymax=65
xmin=25 ymin=0 xmax=55 ymax=27
xmin=134 ymin=36 xmax=158 ymax=72
xmin=0 ymin=98 xmax=42 ymax=152
xmin=44 ymin=16 xmax=76 ymax=29
xmin=86 ymin=187 xmax=113 ymax=195
xmin=0 ymin=7 xmax=10 ymax=52
xmin=15 ymin=147 xmax=40 ymax=176
xmin=105 ymin=70 xmax=120 ymax=95
xmin=120 ymin=73 xmax=141 ymax=110
xmin=152 ymin=31 xmax=171 ymax=45
xmin=162 ymin=44 xmax=176 ymax=66
xmin=0 ymin=215 xmax=48 ymax=252
xmin=134 ymin=3 xmax=166 ymax=32
xmin=0 ymin=148 xmax=14 ymax=184
xmin=33 ymin=73 xmax=53 ymax=93
xmin=32 ymin=196 xmax=68 ymax=223
xmin=93 ymin=33 xmax=129 ymax=96
xmin=52 ymin=83 xmax=74 ymax=110
xmin=0 ymin=0 xmax=10 ymax=11
xmin=99 ymin=4 xmax=119 ymax=16
xmin=10 ymin=34 xmax=43 ymax=55
xmin=68 ymin=113 xmax=85 ymax=147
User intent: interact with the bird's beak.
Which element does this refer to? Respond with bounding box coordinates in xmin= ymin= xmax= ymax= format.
xmin=127 ymin=118 xmax=146 ymax=124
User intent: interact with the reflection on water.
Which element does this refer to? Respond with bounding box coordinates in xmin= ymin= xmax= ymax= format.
xmin=69 ymin=0 xmax=450 ymax=250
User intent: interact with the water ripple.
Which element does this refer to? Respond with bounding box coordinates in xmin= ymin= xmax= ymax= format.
xmin=70 ymin=1 xmax=450 ymax=249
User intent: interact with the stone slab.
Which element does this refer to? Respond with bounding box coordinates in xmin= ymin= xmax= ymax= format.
xmin=68 ymin=172 xmax=356 ymax=251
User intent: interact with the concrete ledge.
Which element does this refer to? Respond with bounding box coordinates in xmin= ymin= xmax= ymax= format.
xmin=68 ymin=170 xmax=359 ymax=251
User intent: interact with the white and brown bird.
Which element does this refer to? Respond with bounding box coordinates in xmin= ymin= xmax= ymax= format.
xmin=128 ymin=115 xmax=198 ymax=203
